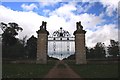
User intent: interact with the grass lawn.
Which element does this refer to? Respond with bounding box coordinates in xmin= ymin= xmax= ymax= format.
xmin=2 ymin=60 xmax=57 ymax=78
xmin=67 ymin=60 xmax=119 ymax=78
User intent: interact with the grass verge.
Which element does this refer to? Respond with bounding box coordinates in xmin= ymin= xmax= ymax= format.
xmin=2 ymin=60 xmax=57 ymax=78
xmin=66 ymin=60 xmax=119 ymax=78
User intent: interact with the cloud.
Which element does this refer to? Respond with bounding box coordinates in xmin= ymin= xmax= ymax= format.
xmin=0 ymin=1 xmax=118 ymax=48
xmin=38 ymin=0 xmax=62 ymax=7
xmin=49 ymin=2 xmax=77 ymax=17
xmin=86 ymin=24 xmax=118 ymax=47
xmin=48 ymin=3 xmax=105 ymax=30
xmin=45 ymin=2 xmax=117 ymax=47
xmin=21 ymin=3 xmax=38 ymax=11
xmin=42 ymin=9 xmax=51 ymax=16
xmin=76 ymin=2 xmax=95 ymax=13
xmin=99 ymin=0 xmax=119 ymax=16
xmin=68 ymin=0 xmax=119 ymax=17
xmin=0 ymin=5 xmax=47 ymax=39
xmin=74 ymin=13 xmax=105 ymax=29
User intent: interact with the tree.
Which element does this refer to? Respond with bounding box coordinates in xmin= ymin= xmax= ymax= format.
xmin=108 ymin=40 xmax=119 ymax=58
xmin=0 ymin=22 xmax=23 ymax=46
xmin=0 ymin=22 xmax=24 ymax=59
xmin=26 ymin=35 xmax=37 ymax=59
xmin=93 ymin=42 xmax=106 ymax=59
xmin=86 ymin=47 xmax=95 ymax=59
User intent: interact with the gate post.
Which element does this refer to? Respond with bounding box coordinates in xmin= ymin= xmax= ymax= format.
xmin=36 ymin=21 xmax=49 ymax=64
xmin=73 ymin=21 xmax=87 ymax=64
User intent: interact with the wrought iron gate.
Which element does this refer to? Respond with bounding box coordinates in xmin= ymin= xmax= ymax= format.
xmin=48 ymin=27 xmax=75 ymax=60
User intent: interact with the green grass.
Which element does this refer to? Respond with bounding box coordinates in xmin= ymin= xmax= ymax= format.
xmin=2 ymin=60 xmax=57 ymax=78
xmin=2 ymin=59 xmax=119 ymax=78
xmin=67 ymin=61 xmax=119 ymax=78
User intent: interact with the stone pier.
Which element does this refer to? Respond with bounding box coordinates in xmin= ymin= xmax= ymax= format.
xmin=74 ymin=21 xmax=87 ymax=64
xmin=36 ymin=21 xmax=49 ymax=64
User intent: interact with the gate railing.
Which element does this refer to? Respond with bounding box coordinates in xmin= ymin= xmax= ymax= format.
xmin=47 ymin=27 xmax=75 ymax=60
xmin=48 ymin=37 xmax=75 ymax=41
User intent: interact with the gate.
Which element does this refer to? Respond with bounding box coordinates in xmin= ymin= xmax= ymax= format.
xmin=37 ymin=21 xmax=87 ymax=64
xmin=48 ymin=27 xmax=75 ymax=60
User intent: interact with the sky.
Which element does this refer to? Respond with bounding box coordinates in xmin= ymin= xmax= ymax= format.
xmin=0 ymin=0 xmax=119 ymax=48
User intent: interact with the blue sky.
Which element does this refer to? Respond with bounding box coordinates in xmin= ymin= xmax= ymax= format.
xmin=1 ymin=2 xmax=117 ymax=20
xmin=2 ymin=1 xmax=118 ymax=27
xmin=0 ymin=0 xmax=119 ymax=47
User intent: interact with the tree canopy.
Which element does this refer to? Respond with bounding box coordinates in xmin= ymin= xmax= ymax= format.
xmin=0 ymin=22 xmax=23 ymax=46
xmin=108 ymin=40 xmax=119 ymax=58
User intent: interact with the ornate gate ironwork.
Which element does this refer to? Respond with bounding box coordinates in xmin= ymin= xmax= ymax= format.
xmin=48 ymin=27 xmax=75 ymax=60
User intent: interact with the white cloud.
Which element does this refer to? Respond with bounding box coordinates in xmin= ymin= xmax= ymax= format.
xmin=49 ymin=3 xmax=105 ymax=30
xmin=38 ymin=0 xmax=62 ymax=7
xmin=46 ymin=3 xmax=117 ymax=47
xmin=49 ymin=3 xmax=77 ymax=17
xmin=0 ymin=2 xmax=118 ymax=48
xmin=21 ymin=3 xmax=38 ymax=11
xmin=46 ymin=15 xmax=68 ymax=33
xmin=47 ymin=3 xmax=117 ymax=47
xmin=0 ymin=5 xmax=46 ymax=39
xmin=99 ymin=0 xmax=119 ymax=16
xmin=86 ymin=24 xmax=118 ymax=47
xmin=47 ymin=3 xmax=77 ymax=34
xmin=73 ymin=13 xmax=105 ymax=29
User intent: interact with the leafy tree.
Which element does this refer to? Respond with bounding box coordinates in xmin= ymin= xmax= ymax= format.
xmin=86 ymin=47 xmax=95 ymax=59
xmin=108 ymin=40 xmax=119 ymax=58
xmin=0 ymin=22 xmax=23 ymax=46
xmin=0 ymin=22 xmax=24 ymax=59
xmin=26 ymin=35 xmax=37 ymax=59
xmin=94 ymin=42 xmax=106 ymax=59
xmin=2 ymin=38 xmax=26 ymax=59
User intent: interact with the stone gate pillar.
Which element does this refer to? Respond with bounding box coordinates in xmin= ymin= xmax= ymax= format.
xmin=36 ymin=21 xmax=49 ymax=64
xmin=73 ymin=21 xmax=87 ymax=64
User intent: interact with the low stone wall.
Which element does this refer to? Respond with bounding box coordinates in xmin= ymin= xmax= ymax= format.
xmin=3 ymin=60 xmax=37 ymax=64
xmin=87 ymin=59 xmax=119 ymax=64
xmin=2 ymin=59 xmax=120 ymax=64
